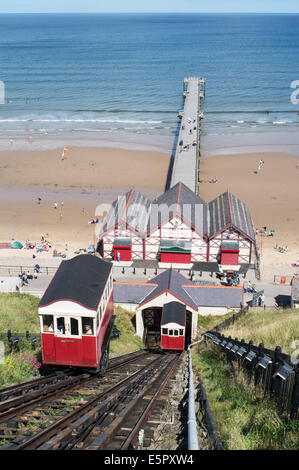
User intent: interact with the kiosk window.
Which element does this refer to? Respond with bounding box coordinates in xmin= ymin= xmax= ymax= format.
xmin=168 ymin=329 xmax=173 ymax=336
xmin=162 ymin=328 xmax=168 ymax=335
xmin=179 ymin=329 xmax=184 ymax=336
xmin=174 ymin=330 xmax=179 ymax=336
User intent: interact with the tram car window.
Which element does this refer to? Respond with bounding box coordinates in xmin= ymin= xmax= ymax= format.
xmin=56 ymin=317 xmax=65 ymax=335
xmin=38 ymin=255 xmax=115 ymax=371
xmin=42 ymin=315 xmax=54 ymax=332
xmin=82 ymin=317 xmax=94 ymax=335
xmin=161 ymin=302 xmax=186 ymax=351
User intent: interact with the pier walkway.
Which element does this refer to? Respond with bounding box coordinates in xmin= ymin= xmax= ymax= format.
xmin=170 ymin=77 xmax=205 ymax=193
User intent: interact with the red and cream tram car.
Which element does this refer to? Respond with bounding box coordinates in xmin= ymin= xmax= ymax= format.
xmin=161 ymin=302 xmax=186 ymax=351
xmin=38 ymin=255 xmax=115 ymax=372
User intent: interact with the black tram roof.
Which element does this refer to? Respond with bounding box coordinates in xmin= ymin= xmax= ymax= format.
xmin=39 ymin=255 xmax=112 ymax=310
xmin=161 ymin=301 xmax=186 ymax=327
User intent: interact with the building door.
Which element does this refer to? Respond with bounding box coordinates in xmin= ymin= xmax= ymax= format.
xmin=220 ymin=241 xmax=239 ymax=266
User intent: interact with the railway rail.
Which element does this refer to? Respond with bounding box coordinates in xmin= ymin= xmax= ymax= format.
xmin=0 ymin=350 xmax=182 ymax=450
xmin=0 ymin=350 xmax=148 ymax=427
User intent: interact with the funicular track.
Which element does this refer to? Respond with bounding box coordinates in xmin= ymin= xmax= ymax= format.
xmin=0 ymin=350 xmax=150 ymax=418
xmin=0 ymin=351 xmax=149 ymax=432
xmin=0 ymin=350 xmax=182 ymax=450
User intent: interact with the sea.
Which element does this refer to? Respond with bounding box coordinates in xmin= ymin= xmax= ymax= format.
xmin=0 ymin=13 xmax=299 ymax=155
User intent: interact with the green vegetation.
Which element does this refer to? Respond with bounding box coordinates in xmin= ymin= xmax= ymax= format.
xmin=197 ymin=310 xmax=236 ymax=332
xmin=0 ymin=293 xmax=41 ymax=388
xmin=193 ymin=308 xmax=299 ymax=449
xmin=0 ymin=296 xmax=143 ymax=387
xmin=0 ymin=293 xmax=40 ymax=333
xmin=192 ymin=344 xmax=299 ymax=450
xmin=1 ymin=351 xmax=41 ymax=388
xmin=110 ymin=306 xmax=144 ymax=355
xmin=220 ymin=308 xmax=299 ymax=355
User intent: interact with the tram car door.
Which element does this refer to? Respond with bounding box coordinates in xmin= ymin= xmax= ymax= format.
xmin=161 ymin=302 xmax=186 ymax=351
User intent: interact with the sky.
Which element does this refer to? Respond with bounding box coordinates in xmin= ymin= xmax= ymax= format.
xmin=0 ymin=1 xmax=299 ymax=14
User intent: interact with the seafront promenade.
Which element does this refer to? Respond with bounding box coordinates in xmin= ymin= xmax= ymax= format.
xmin=170 ymin=77 xmax=205 ymax=192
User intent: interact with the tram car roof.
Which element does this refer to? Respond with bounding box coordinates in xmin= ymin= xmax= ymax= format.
xmin=161 ymin=302 xmax=186 ymax=327
xmin=39 ymin=255 xmax=112 ymax=312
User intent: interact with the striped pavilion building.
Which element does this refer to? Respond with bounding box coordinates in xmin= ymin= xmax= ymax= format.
xmin=97 ymin=182 xmax=257 ymax=268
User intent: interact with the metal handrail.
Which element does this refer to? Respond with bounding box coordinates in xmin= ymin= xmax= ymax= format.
xmin=187 ymin=339 xmax=203 ymax=450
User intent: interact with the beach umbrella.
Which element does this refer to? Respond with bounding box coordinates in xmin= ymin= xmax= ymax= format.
xmin=11 ymin=241 xmax=23 ymax=249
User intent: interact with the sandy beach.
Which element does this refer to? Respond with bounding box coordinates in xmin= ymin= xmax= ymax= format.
xmin=0 ymin=146 xmax=170 ymax=260
xmin=1 ymin=144 xmax=299 ymax=278
xmin=198 ymin=151 xmax=299 ymax=271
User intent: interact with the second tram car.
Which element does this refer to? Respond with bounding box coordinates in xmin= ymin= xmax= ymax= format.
xmin=38 ymin=255 xmax=115 ymax=372
xmin=161 ymin=302 xmax=186 ymax=351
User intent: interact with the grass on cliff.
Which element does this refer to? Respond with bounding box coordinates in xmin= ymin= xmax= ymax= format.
xmin=192 ymin=344 xmax=299 ymax=450
xmin=110 ymin=306 xmax=144 ymax=355
xmin=0 ymin=293 xmax=40 ymax=333
xmin=196 ymin=310 xmax=236 ymax=333
xmin=0 ymin=293 xmax=41 ymax=388
xmin=219 ymin=308 xmax=299 ymax=355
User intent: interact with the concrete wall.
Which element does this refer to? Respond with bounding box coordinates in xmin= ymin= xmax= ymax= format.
xmin=0 ymin=277 xmax=22 ymax=292
xmin=197 ymin=306 xmax=239 ymax=316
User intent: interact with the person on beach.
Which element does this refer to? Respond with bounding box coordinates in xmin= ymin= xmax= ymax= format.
xmin=257 ymin=159 xmax=264 ymax=172
xmin=209 ymin=176 xmax=218 ymax=183
xmin=54 ymin=202 xmax=58 ymax=209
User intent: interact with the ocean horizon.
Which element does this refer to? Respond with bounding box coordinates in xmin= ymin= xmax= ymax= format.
xmin=0 ymin=12 xmax=299 ymax=154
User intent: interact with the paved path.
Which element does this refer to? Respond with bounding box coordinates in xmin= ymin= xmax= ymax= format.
xmin=21 ymin=270 xmax=292 ymax=309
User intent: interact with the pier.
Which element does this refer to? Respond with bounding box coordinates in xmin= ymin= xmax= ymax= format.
xmin=170 ymin=77 xmax=206 ymax=193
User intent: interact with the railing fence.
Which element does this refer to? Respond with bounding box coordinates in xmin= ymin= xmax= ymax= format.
xmin=204 ymin=331 xmax=298 ymax=420
xmin=0 ymin=331 xmax=41 ymax=354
